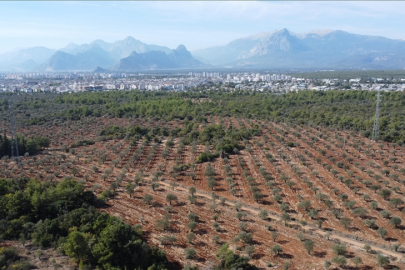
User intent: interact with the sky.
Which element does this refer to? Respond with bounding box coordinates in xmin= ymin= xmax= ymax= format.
xmin=1 ymin=1 xmax=405 ymax=54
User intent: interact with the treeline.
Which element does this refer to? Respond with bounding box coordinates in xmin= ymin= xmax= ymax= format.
xmin=0 ymin=134 xmax=50 ymax=158
xmin=0 ymin=178 xmax=170 ymax=270
xmin=6 ymin=89 xmax=405 ymax=144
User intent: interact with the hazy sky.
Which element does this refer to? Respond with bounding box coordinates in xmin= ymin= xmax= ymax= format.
xmin=1 ymin=1 xmax=405 ymax=54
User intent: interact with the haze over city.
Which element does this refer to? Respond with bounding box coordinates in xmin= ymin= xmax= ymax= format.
xmin=1 ymin=1 xmax=405 ymax=53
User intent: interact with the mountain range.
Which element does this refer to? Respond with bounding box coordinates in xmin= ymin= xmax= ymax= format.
xmin=193 ymin=29 xmax=405 ymax=69
xmin=1 ymin=29 xmax=405 ymax=72
xmin=0 ymin=37 xmax=204 ymax=72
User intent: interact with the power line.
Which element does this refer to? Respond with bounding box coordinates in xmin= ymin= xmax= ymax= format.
xmin=372 ymin=89 xmax=381 ymax=142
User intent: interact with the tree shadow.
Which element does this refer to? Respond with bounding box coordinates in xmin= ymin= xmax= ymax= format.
xmin=196 ymin=228 xmax=208 ymax=235
xmin=251 ymin=240 xmax=262 ymax=246
xmin=251 ymin=253 xmax=265 ymax=260
xmin=261 ymin=200 xmax=272 ymax=206
xmin=194 ymin=241 xmax=207 ymax=248
xmin=153 ymin=202 xmax=164 ymax=208
xmin=345 ymin=252 xmax=355 ymax=259
xmin=167 ymin=228 xmax=181 ymax=234
xmin=195 ymin=257 xmax=206 ymax=263
xmin=385 ymin=237 xmax=398 ymax=242
xmin=168 ymin=261 xmax=182 ymax=269
xmin=313 ymin=251 xmax=327 ymax=258
xmin=279 ymin=253 xmax=293 ymax=259
xmin=395 ymin=225 xmax=405 ymax=230
xmin=349 ymin=226 xmax=360 ymax=232
xmin=176 ymin=202 xmax=187 ymax=207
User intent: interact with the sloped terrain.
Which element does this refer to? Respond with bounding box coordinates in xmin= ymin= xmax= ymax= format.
xmin=2 ymin=115 xmax=405 ymax=269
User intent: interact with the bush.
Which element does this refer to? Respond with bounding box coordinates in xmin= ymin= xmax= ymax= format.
xmin=332 ymin=244 xmax=346 ymax=256
xmin=377 ymin=227 xmax=387 ymax=239
xmin=0 ymin=247 xmax=19 ymax=267
xmin=333 ymin=255 xmax=347 ymax=267
xmin=376 ymin=253 xmax=390 ymax=267
xmin=216 ymin=243 xmax=258 ymax=270
xmin=270 ymin=245 xmax=283 ymax=256
xmin=196 ymin=152 xmax=218 ymax=163
xmin=389 ymin=217 xmax=402 ymax=227
xmin=286 ymin=142 xmax=295 ymax=147
xmin=188 ymin=221 xmax=198 ymax=232
xmin=259 ymin=210 xmax=268 ymax=220
xmin=303 ymin=240 xmax=314 ymax=254
xmin=185 ymin=248 xmax=196 ymax=259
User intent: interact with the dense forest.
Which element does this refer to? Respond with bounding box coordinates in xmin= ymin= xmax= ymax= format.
xmin=0 ymin=134 xmax=50 ymax=158
xmin=2 ymin=89 xmax=404 ymax=144
xmin=0 ymin=178 xmax=170 ymax=270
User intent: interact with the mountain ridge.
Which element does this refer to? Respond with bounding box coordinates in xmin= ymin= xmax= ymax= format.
xmin=113 ymin=44 xmax=205 ymax=71
xmin=2 ymin=29 xmax=405 ymax=71
xmin=191 ymin=29 xmax=405 ymax=69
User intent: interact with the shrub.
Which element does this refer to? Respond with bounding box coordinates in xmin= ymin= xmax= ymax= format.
xmin=156 ymin=219 xmax=170 ymax=231
xmin=340 ymin=217 xmax=351 ymax=229
xmin=376 ymin=253 xmax=390 ymax=267
xmin=270 ymin=245 xmax=283 ymax=256
xmin=303 ymin=240 xmax=314 ymax=254
xmin=333 ymin=255 xmax=347 ymax=267
xmin=244 ymin=245 xmax=255 ymax=258
xmin=187 ymin=232 xmax=196 ymax=244
xmin=166 ymin=193 xmax=178 ymax=205
xmin=389 ymin=217 xmax=402 ymax=227
xmin=332 ymin=244 xmax=346 ymax=256
xmin=259 ymin=210 xmax=268 ymax=220
xmin=188 ymin=222 xmax=198 ymax=232
xmin=185 ymin=248 xmax=196 ymax=259
xmin=142 ymin=194 xmax=153 ymax=205
xmin=188 ymin=212 xmax=199 ymax=222
xmin=196 ymin=152 xmax=218 ymax=163
xmin=380 ymin=210 xmax=391 ymax=219
xmin=216 ymin=243 xmax=258 ymax=270
xmin=377 ymin=227 xmax=387 ymax=239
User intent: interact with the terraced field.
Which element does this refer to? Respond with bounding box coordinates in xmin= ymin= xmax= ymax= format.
xmin=2 ymin=115 xmax=405 ymax=269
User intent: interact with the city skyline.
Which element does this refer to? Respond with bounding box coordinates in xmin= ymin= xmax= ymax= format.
xmin=1 ymin=1 xmax=405 ymax=54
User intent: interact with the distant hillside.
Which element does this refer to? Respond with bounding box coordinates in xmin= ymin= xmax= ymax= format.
xmin=0 ymin=46 xmax=56 ymax=71
xmin=60 ymin=36 xmax=172 ymax=61
xmin=38 ymin=46 xmax=116 ymax=71
xmin=192 ymin=29 xmax=405 ymax=69
xmin=2 ymin=29 xmax=405 ymax=71
xmin=114 ymin=45 xmax=205 ymax=71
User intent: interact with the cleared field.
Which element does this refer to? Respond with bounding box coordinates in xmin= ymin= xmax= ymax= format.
xmin=1 ymin=116 xmax=405 ymax=269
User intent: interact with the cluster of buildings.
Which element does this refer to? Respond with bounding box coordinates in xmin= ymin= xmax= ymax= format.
xmin=0 ymin=71 xmax=404 ymax=94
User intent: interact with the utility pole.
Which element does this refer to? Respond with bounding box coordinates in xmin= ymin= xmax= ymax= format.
xmin=372 ymin=89 xmax=381 ymax=142
xmin=8 ymin=99 xmax=19 ymax=158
